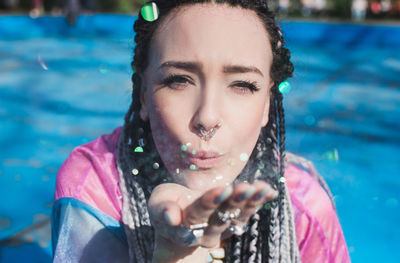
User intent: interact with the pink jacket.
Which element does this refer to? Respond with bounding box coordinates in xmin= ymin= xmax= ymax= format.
xmin=55 ymin=127 xmax=351 ymax=262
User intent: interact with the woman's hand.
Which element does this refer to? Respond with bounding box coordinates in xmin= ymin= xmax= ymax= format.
xmin=148 ymin=181 xmax=278 ymax=262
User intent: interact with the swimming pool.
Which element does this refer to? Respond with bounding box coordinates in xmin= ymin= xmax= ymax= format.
xmin=0 ymin=15 xmax=399 ymax=262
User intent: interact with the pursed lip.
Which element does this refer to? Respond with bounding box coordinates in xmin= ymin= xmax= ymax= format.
xmin=186 ymin=150 xmax=224 ymax=168
xmin=190 ymin=150 xmax=222 ymax=158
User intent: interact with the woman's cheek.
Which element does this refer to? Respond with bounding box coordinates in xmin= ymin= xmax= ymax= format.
xmin=231 ymin=104 xmax=264 ymax=140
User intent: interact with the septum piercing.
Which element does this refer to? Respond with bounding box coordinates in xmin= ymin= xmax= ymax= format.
xmin=199 ymin=127 xmax=217 ymax=141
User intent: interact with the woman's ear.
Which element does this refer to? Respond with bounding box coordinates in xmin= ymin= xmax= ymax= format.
xmin=261 ymin=81 xmax=274 ymax=127
xmin=139 ymin=76 xmax=149 ymax=122
xmin=261 ymin=101 xmax=269 ymax=127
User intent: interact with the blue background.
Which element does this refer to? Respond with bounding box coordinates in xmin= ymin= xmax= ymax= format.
xmin=0 ymin=15 xmax=399 ymax=262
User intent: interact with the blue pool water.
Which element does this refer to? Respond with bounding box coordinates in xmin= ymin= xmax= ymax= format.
xmin=0 ymin=15 xmax=399 ymax=262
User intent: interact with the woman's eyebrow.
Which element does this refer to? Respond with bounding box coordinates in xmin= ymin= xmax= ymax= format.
xmin=159 ymin=61 xmax=200 ymax=73
xmin=158 ymin=61 xmax=264 ymax=77
xmin=223 ymin=65 xmax=264 ymax=77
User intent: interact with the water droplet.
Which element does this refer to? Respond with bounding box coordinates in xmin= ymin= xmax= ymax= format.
xmin=279 ymin=177 xmax=286 ymax=183
xmin=192 ymin=150 xmax=196 ymax=155
xmin=258 ymin=163 xmax=265 ymax=169
xmin=153 ymin=162 xmax=160 ymax=169
xmin=216 ymin=175 xmax=223 ymax=180
xmin=189 ymin=164 xmax=197 ymax=170
xmin=175 ymin=168 xmax=180 ymax=174
xmin=186 ymin=142 xmax=192 ymax=147
xmin=278 ymin=81 xmax=291 ymax=94
xmin=239 ymin=153 xmax=249 ymax=162
xmin=187 ymin=195 xmax=192 ymax=200
xmin=181 ymin=145 xmax=187 ymax=151
xmin=266 ymin=137 xmax=272 ymax=144
xmin=141 ymin=2 xmax=159 ymax=22
xmin=180 ymin=153 xmax=186 ymax=159
xmin=132 ymin=169 xmax=139 ymax=175
xmin=134 ymin=146 xmax=144 ymax=152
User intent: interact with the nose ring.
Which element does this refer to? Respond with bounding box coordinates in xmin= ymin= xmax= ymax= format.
xmin=199 ymin=126 xmax=217 ymax=141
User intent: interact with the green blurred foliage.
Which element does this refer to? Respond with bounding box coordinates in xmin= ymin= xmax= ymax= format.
xmin=329 ymin=0 xmax=352 ymax=17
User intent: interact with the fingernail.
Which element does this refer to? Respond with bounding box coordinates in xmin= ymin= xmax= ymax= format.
xmin=272 ymin=189 xmax=279 ymax=199
xmin=252 ymin=185 xmax=272 ymax=201
xmin=235 ymin=186 xmax=256 ymax=202
xmin=214 ymin=185 xmax=233 ymax=204
xmin=163 ymin=209 xmax=175 ymax=225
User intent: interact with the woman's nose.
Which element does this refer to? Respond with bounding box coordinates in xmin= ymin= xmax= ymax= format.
xmin=191 ymin=88 xmax=223 ymax=134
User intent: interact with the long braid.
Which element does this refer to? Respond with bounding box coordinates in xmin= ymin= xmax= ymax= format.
xmin=248 ymin=213 xmax=261 ymax=262
xmin=275 ymin=88 xmax=290 ymax=263
xmin=117 ymin=129 xmax=148 ymax=263
xmin=276 ymin=89 xmax=300 ymax=262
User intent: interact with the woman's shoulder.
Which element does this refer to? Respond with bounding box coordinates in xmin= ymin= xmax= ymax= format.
xmin=55 ymin=127 xmax=123 ymax=221
xmin=284 ymin=152 xmax=350 ymax=262
xmin=284 ymin=152 xmax=335 ymax=215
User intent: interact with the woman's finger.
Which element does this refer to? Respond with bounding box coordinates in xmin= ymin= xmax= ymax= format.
xmin=220 ymin=181 xmax=278 ymax=239
xmin=148 ymin=183 xmax=188 ymax=229
xmin=204 ymin=182 xmax=255 ymax=237
xmin=181 ymin=185 xmax=233 ymax=226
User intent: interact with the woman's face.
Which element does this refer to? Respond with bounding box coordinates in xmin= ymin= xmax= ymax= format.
xmin=140 ymin=4 xmax=274 ymax=191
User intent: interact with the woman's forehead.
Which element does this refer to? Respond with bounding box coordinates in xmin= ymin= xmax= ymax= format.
xmin=149 ymin=3 xmax=272 ymax=72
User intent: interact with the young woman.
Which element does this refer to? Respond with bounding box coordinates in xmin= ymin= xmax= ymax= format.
xmin=51 ymin=1 xmax=351 ymax=262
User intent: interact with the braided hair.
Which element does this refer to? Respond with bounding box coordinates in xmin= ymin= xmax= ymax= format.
xmin=117 ymin=0 xmax=299 ymax=262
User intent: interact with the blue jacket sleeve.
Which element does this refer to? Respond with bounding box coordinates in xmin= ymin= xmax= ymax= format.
xmin=51 ymin=197 xmax=129 ymax=262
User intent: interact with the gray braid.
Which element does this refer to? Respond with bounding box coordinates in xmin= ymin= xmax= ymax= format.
xmin=117 ymin=127 xmax=154 ymax=263
xmin=248 ymin=213 xmax=260 ymax=262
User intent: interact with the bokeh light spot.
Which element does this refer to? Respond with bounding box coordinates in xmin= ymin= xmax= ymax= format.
xmin=134 ymin=146 xmax=144 ymax=152
xmin=323 ymin=149 xmax=339 ymax=162
xmin=304 ymin=115 xmax=316 ymax=126
xmin=141 ymin=2 xmax=159 ymax=22
xmin=240 ymin=153 xmax=249 ymax=162
xmin=37 ymin=55 xmax=48 ymax=70
xmin=278 ymin=81 xmax=291 ymax=94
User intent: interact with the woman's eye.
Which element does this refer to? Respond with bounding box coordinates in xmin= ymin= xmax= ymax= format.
xmin=161 ymin=75 xmax=194 ymax=90
xmin=230 ymin=81 xmax=260 ymax=94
